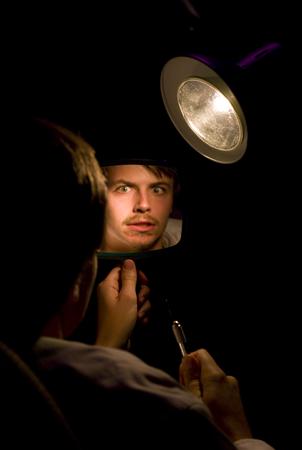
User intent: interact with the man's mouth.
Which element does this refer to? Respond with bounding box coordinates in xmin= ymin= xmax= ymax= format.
xmin=126 ymin=221 xmax=156 ymax=232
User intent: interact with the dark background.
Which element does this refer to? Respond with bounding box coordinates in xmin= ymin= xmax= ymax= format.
xmin=4 ymin=2 xmax=297 ymax=448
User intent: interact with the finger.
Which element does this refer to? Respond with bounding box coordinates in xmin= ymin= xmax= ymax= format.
xmin=119 ymin=259 xmax=137 ymax=299
xmin=138 ymin=269 xmax=148 ymax=285
xmin=107 ymin=266 xmax=122 ymax=285
xmin=191 ymin=349 xmax=226 ymax=383
xmin=179 ymin=355 xmax=202 ymax=398
xmin=137 ymin=284 xmax=150 ymax=305
xmin=97 ymin=266 xmax=121 ymax=295
xmin=138 ymin=299 xmax=151 ymax=318
xmin=179 ymin=369 xmax=185 ymax=386
xmin=141 ymin=316 xmax=149 ymax=325
xmin=180 ymin=355 xmax=200 ymax=386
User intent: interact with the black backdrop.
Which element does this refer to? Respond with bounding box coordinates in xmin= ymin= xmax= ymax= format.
xmin=4 ymin=2 xmax=297 ymax=448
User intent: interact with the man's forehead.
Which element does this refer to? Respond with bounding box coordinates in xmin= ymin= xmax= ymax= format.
xmin=106 ymin=165 xmax=172 ymax=183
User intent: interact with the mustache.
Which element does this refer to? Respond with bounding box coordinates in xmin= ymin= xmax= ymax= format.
xmin=124 ymin=215 xmax=159 ymax=226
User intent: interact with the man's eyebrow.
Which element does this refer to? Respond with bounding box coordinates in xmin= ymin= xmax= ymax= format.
xmin=107 ymin=178 xmax=135 ymax=186
xmin=150 ymin=180 xmax=174 ymax=189
xmin=107 ymin=179 xmax=173 ymax=188
xmin=151 ymin=181 xmax=172 ymax=186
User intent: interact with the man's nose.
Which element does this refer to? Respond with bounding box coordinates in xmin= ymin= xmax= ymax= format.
xmin=133 ymin=191 xmax=151 ymax=213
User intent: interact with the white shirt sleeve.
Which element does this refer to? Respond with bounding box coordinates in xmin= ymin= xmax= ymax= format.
xmin=235 ymin=439 xmax=275 ymax=450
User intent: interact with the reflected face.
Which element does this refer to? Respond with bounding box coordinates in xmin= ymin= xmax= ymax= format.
xmin=100 ymin=165 xmax=174 ymax=252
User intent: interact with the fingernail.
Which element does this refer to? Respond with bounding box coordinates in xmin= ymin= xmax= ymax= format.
xmin=123 ymin=259 xmax=135 ymax=270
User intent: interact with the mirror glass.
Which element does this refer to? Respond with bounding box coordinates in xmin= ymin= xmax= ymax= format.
xmin=98 ymin=164 xmax=182 ymax=254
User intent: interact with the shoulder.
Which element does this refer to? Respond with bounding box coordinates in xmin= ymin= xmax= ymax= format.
xmin=234 ymin=439 xmax=276 ymax=450
xmin=35 ymin=337 xmax=174 ymax=388
xmin=33 ymin=338 xmax=235 ymax=449
xmin=34 ymin=338 xmax=198 ymax=405
xmin=162 ymin=218 xmax=182 ymax=248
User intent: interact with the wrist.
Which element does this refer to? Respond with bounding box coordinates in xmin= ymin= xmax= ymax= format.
xmin=95 ymin=333 xmax=130 ymax=349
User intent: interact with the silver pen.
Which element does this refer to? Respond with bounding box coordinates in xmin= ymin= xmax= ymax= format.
xmin=172 ymin=320 xmax=187 ymax=357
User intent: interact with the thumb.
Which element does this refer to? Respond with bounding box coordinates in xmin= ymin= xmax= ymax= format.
xmin=179 ymin=354 xmax=202 ymax=398
xmin=120 ymin=259 xmax=137 ymax=297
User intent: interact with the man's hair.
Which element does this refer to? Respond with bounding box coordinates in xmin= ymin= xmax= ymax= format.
xmin=2 ymin=118 xmax=107 ymax=351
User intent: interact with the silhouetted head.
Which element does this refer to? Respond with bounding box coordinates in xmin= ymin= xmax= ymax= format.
xmin=2 ymin=117 xmax=107 ymax=352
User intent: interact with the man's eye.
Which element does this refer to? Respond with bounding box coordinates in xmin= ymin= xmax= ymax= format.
xmin=116 ymin=185 xmax=131 ymax=193
xmin=152 ymin=186 xmax=166 ymax=194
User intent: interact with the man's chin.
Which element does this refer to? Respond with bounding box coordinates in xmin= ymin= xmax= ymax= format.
xmin=125 ymin=236 xmax=161 ymax=252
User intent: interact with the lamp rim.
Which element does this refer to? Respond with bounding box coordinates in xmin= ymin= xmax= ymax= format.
xmin=160 ymin=56 xmax=248 ymax=164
